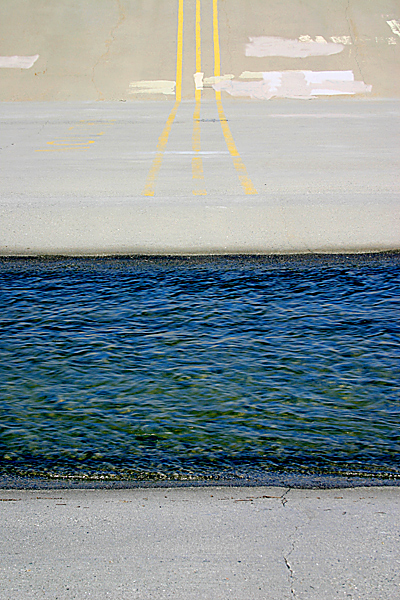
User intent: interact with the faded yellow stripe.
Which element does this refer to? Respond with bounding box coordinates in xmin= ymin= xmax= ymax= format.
xmin=35 ymin=148 xmax=90 ymax=152
xmin=212 ymin=0 xmax=257 ymax=195
xmin=47 ymin=141 xmax=95 ymax=146
xmin=192 ymin=155 xmax=204 ymax=177
xmin=215 ymin=98 xmax=257 ymax=194
xmin=142 ymin=0 xmax=184 ymax=196
xmin=192 ymin=0 xmax=206 ymax=196
xmin=142 ymin=102 xmax=180 ymax=197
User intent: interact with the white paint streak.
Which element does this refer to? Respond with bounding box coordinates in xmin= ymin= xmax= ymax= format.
xmin=165 ymin=151 xmax=229 ymax=155
xmin=0 ymin=54 xmax=39 ymax=68
xmin=206 ymin=75 xmax=234 ymax=86
xmin=262 ymin=72 xmax=283 ymax=93
xmin=128 ymin=80 xmax=175 ymax=95
xmin=194 ymin=72 xmax=204 ymax=90
xmin=239 ymin=72 xmax=265 ymax=79
xmin=303 ymin=70 xmax=354 ymax=84
xmin=245 ymin=36 xmax=343 ymax=57
xmin=267 ymin=113 xmax=375 ymax=119
xmin=214 ymin=71 xmax=372 ymax=100
xmin=386 ymin=19 xmax=400 ymax=37
xmin=194 ymin=73 xmax=234 ymax=90
xmin=330 ymin=36 xmax=352 ymax=45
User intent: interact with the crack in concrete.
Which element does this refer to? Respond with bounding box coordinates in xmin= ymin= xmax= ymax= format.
xmin=281 ymin=488 xmax=296 ymax=598
xmin=283 ymin=554 xmax=296 ymax=598
xmin=281 ymin=488 xmax=313 ymax=600
xmin=281 ymin=488 xmax=289 ymax=507
xmin=91 ymin=0 xmax=126 ymax=100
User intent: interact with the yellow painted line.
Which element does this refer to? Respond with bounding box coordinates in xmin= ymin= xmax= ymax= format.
xmin=63 ymin=133 xmax=105 ymax=137
xmin=35 ymin=148 xmax=90 ymax=152
xmin=192 ymin=0 xmax=206 ymax=196
xmin=142 ymin=0 xmax=184 ymax=197
xmin=212 ymin=0 xmax=221 ymax=79
xmin=46 ymin=141 xmax=95 ymax=146
xmin=192 ymin=156 xmax=204 ymax=177
xmin=212 ymin=0 xmax=257 ymax=195
xmin=37 ymin=120 xmax=109 ymax=152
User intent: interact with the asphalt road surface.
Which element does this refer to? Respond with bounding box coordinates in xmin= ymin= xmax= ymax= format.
xmin=1 ymin=99 xmax=399 ymax=254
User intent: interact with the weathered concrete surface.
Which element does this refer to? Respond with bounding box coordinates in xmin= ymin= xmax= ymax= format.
xmin=0 ymin=486 xmax=399 ymax=599
xmin=1 ymin=100 xmax=399 ymax=255
xmin=1 ymin=0 xmax=399 ymax=101
xmin=1 ymin=0 xmax=399 ymax=254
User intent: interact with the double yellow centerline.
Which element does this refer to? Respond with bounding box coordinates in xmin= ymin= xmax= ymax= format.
xmin=142 ymin=0 xmax=257 ymax=197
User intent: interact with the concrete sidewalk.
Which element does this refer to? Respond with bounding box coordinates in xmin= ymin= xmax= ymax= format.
xmin=1 ymin=486 xmax=399 ymax=599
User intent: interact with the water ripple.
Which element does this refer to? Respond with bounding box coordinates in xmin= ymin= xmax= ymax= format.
xmin=0 ymin=254 xmax=399 ymax=481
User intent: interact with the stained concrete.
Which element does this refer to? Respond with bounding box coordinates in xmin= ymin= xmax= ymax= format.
xmin=1 ymin=0 xmax=399 ymax=101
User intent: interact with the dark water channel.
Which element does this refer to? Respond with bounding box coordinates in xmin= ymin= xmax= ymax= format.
xmin=0 ymin=255 xmax=399 ymax=483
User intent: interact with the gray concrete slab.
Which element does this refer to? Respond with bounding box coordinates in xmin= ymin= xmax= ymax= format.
xmin=0 ymin=486 xmax=399 ymax=599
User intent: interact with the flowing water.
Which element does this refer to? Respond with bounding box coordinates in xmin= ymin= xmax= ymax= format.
xmin=0 ymin=254 xmax=399 ymax=483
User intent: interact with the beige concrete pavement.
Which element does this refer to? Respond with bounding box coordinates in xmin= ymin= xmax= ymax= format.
xmin=1 ymin=0 xmax=400 ymax=101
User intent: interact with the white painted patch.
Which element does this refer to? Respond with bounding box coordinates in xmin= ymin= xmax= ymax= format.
xmin=330 ymin=36 xmax=352 ymax=45
xmin=128 ymin=80 xmax=175 ymax=95
xmin=194 ymin=72 xmax=204 ymax=90
xmin=0 ymin=54 xmax=39 ymax=68
xmin=303 ymin=70 xmax=354 ymax=84
xmin=194 ymin=73 xmax=235 ymax=90
xmin=386 ymin=19 xmax=400 ymax=36
xmin=245 ymin=36 xmax=343 ymax=58
xmin=193 ymin=73 xmax=234 ymax=90
xmin=165 ymin=151 xmax=229 ymax=155
xmin=239 ymin=72 xmax=265 ymax=79
xmin=262 ymin=72 xmax=283 ymax=93
xmin=206 ymin=75 xmax=234 ymax=87
xmin=213 ymin=71 xmax=372 ymax=100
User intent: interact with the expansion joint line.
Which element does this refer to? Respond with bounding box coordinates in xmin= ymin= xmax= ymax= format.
xmin=142 ymin=0 xmax=184 ymax=196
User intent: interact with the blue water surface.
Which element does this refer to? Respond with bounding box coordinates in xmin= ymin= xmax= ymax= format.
xmin=0 ymin=254 xmax=399 ymax=482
